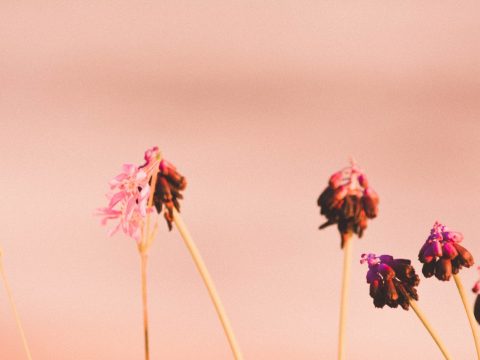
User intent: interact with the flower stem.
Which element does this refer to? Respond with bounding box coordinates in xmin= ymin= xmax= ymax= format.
xmin=409 ymin=298 xmax=452 ymax=360
xmin=0 ymin=249 xmax=33 ymax=360
xmin=144 ymin=167 xmax=160 ymax=251
xmin=172 ymin=209 xmax=243 ymax=360
xmin=140 ymin=252 xmax=150 ymax=360
xmin=453 ymin=274 xmax=480 ymax=359
xmin=338 ymin=233 xmax=352 ymax=360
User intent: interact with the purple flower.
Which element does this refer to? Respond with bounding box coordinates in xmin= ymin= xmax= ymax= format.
xmin=317 ymin=163 xmax=379 ymax=247
xmin=361 ymin=253 xmax=420 ymax=310
xmin=418 ymin=222 xmax=474 ymax=281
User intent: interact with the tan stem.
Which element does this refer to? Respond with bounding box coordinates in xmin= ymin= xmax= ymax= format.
xmin=338 ymin=233 xmax=352 ymax=360
xmin=0 ymin=250 xmax=33 ymax=360
xmin=144 ymin=167 xmax=159 ymax=252
xmin=454 ymin=274 xmax=480 ymax=359
xmin=409 ymin=298 xmax=452 ymax=360
xmin=172 ymin=209 xmax=243 ymax=360
xmin=141 ymin=252 xmax=150 ymax=360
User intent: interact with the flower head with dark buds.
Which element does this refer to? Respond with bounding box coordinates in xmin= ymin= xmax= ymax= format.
xmin=361 ymin=253 xmax=420 ymax=310
xmin=418 ymin=222 xmax=474 ymax=281
xmin=317 ymin=161 xmax=379 ymax=247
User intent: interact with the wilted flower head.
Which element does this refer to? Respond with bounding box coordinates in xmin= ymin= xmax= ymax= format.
xmin=418 ymin=222 xmax=474 ymax=281
xmin=98 ymin=147 xmax=187 ymax=240
xmin=152 ymin=159 xmax=187 ymax=230
xmin=317 ymin=161 xmax=379 ymax=247
xmin=361 ymin=253 xmax=420 ymax=310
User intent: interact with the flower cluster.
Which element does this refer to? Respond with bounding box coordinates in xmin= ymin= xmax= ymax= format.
xmin=361 ymin=253 xmax=420 ymax=310
xmin=98 ymin=146 xmax=187 ymax=241
xmin=418 ymin=222 xmax=474 ymax=281
xmin=97 ymin=163 xmax=152 ymax=242
xmin=317 ymin=163 xmax=379 ymax=247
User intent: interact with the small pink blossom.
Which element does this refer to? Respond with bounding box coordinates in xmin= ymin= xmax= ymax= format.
xmin=98 ymin=163 xmax=151 ymax=242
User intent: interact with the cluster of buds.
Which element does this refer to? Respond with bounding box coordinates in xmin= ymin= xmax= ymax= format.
xmin=98 ymin=146 xmax=187 ymax=241
xmin=418 ymin=222 xmax=474 ymax=281
xmin=317 ymin=162 xmax=379 ymax=247
xmin=361 ymin=253 xmax=420 ymax=310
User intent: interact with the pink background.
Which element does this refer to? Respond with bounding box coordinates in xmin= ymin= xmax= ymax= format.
xmin=1 ymin=2 xmax=480 ymax=359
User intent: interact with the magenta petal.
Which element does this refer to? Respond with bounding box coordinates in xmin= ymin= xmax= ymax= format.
xmin=443 ymin=231 xmax=463 ymax=243
xmin=433 ymin=241 xmax=443 ymax=257
xmin=442 ymin=242 xmax=459 ymax=259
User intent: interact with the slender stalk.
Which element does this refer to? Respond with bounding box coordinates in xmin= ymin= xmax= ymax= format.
xmin=454 ymin=274 xmax=480 ymax=359
xmin=137 ymin=165 xmax=160 ymax=360
xmin=338 ymin=233 xmax=352 ymax=360
xmin=0 ymin=250 xmax=33 ymax=360
xmin=172 ymin=209 xmax=243 ymax=360
xmin=144 ymin=166 xmax=159 ymax=252
xmin=141 ymin=252 xmax=150 ymax=360
xmin=409 ymin=298 xmax=452 ymax=360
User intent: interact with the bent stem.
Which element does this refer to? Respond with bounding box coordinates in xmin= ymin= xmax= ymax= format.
xmin=172 ymin=209 xmax=243 ymax=360
xmin=453 ymin=274 xmax=480 ymax=359
xmin=338 ymin=233 xmax=352 ymax=360
xmin=409 ymin=298 xmax=451 ymax=360
xmin=0 ymin=249 xmax=33 ymax=360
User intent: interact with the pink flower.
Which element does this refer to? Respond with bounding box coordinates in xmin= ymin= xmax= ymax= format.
xmin=98 ymin=163 xmax=151 ymax=242
xmin=418 ymin=222 xmax=474 ymax=281
xmin=98 ymin=146 xmax=187 ymax=240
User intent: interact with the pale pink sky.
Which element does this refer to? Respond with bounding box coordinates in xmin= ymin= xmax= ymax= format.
xmin=1 ymin=2 xmax=480 ymax=359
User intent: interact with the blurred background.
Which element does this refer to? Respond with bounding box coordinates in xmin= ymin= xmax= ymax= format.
xmin=1 ymin=1 xmax=480 ymax=359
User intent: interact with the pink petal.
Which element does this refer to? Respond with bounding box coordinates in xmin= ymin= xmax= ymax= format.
xmin=108 ymin=191 xmax=126 ymax=208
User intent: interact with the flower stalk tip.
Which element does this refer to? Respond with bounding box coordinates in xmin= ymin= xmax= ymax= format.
xmin=318 ymin=162 xmax=378 ymax=248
